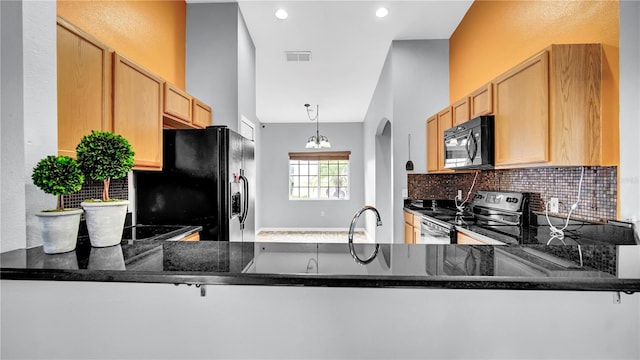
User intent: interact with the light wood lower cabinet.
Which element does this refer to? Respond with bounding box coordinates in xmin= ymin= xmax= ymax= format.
xmin=456 ymin=232 xmax=489 ymax=245
xmin=113 ymin=53 xmax=163 ymax=170
xmin=404 ymin=211 xmax=422 ymax=244
xmin=180 ymin=232 xmax=200 ymax=241
xmin=57 ymin=17 xmax=112 ymax=158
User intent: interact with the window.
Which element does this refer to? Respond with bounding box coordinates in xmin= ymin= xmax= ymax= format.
xmin=289 ymin=151 xmax=350 ymax=200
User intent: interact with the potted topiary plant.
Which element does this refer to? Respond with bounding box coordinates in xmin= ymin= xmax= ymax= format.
xmin=32 ymin=155 xmax=85 ymax=254
xmin=76 ymin=130 xmax=135 ymax=247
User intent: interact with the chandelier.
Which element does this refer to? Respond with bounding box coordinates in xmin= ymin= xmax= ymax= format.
xmin=304 ymin=104 xmax=331 ymax=149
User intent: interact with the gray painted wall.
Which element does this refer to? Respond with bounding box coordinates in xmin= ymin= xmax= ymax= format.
xmin=1 ymin=1 xmax=57 ymax=252
xmin=363 ymin=50 xmax=393 ymax=241
xmin=620 ymin=0 xmax=640 ymax=225
xmin=2 ymin=280 xmax=639 ymax=359
xmin=258 ymin=122 xmax=364 ymax=230
xmin=363 ymin=40 xmax=450 ymax=243
xmin=237 ymin=8 xmax=257 ymax=130
xmin=1 ymin=0 xmax=26 ymax=252
xmin=186 ymin=3 xmax=240 ymax=132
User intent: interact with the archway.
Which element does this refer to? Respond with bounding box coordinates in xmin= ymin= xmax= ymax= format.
xmin=374 ymin=118 xmax=392 ymax=243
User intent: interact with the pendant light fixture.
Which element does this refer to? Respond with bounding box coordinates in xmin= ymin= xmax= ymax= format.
xmin=304 ymin=104 xmax=331 ymax=149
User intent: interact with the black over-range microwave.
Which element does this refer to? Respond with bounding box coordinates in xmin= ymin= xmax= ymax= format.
xmin=443 ymin=115 xmax=494 ymax=170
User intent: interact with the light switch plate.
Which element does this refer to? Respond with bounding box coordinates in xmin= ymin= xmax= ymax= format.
xmin=402 ymin=189 xmax=408 ymax=198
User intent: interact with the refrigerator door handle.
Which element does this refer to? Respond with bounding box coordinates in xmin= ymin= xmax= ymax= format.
xmin=239 ymin=172 xmax=249 ymax=230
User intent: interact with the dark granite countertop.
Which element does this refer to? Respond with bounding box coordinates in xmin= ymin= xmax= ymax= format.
xmin=404 ymin=205 xmax=639 ymax=246
xmin=2 ymin=235 xmax=639 ymax=292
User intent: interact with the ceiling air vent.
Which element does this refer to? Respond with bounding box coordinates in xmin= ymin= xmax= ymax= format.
xmin=285 ymin=51 xmax=312 ymax=62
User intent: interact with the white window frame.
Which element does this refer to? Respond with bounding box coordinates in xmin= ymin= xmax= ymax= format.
xmin=288 ymin=151 xmax=351 ymax=201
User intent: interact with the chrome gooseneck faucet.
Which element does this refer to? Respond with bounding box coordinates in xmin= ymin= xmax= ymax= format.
xmin=348 ymin=206 xmax=382 ymax=265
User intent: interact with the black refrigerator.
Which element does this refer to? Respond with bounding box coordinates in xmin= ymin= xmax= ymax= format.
xmin=135 ymin=126 xmax=255 ymax=242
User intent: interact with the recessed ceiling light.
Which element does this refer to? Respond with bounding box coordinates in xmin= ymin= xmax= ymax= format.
xmin=375 ymin=7 xmax=389 ymax=18
xmin=275 ymin=8 xmax=288 ymax=20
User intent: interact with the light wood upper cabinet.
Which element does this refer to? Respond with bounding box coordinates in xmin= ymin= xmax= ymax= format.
xmin=163 ymin=82 xmax=192 ymax=125
xmin=452 ymin=97 xmax=470 ymax=126
xmin=57 ymin=17 xmax=112 ymax=158
xmin=493 ymin=50 xmax=550 ymax=167
xmin=436 ymin=107 xmax=454 ymax=172
xmin=113 ymin=53 xmax=163 ymax=170
xmin=424 ymin=43 xmax=610 ymax=170
xmin=469 ymin=83 xmax=493 ymax=117
xmin=493 ymin=44 xmax=609 ymax=167
xmin=192 ymin=98 xmax=212 ymax=128
xmin=549 ymin=44 xmax=609 ymax=166
xmin=426 ymin=115 xmax=439 ymax=172
xmin=426 ymin=108 xmax=454 ymax=173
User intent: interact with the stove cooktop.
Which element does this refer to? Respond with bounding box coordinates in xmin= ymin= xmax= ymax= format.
xmin=406 ymin=200 xmax=637 ymax=245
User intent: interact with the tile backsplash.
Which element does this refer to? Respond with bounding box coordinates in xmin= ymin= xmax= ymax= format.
xmin=408 ymin=166 xmax=617 ymax=222
xmin=65 ymin=177 xmax=129 ymax=211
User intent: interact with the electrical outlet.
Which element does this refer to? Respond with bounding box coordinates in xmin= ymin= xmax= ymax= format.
xmin=549 ymin=198 xmax=559 ymax=213
xmin=402 ymin=188 xmax=408 ymax=198
xmin=457 ymin=190 xmax=463 ymax=200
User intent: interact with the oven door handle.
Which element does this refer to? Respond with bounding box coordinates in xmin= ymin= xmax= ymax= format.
xmin=473 ymin=213 xmax=521 ymax=226
xmin=421 ymin=225 xmax=450 ymax=237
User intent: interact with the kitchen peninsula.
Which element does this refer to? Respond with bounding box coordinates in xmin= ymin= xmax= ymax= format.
xmin=2 ymin=236 xmax=639 ymax=293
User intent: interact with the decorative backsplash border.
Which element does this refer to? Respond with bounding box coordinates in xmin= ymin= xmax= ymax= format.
xmin=408 ymin=166 xmax=617 ymax=222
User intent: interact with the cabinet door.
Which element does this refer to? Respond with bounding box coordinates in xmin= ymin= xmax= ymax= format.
xmin=192 ymin=98 xmax=212 ymax=129
xmin=426 ymin=116 xmax=438 ymax=172
xmin=404 ymin=221 xmax=414 ymax=244
xmin=113 ymin=53 xmax=163 ymax=170
xmin=469 ymin=83 xmax=493 ymax=117
xmin=493 ymin=51 xmax=549 ymax=166
xmin=57 ymin=18 xmax=111 ymax=158
xmin=452 ymin=97 xmax=470 ymax=126
xmin=436 ymin=107 xmax=453 ymax=171
xmin=457 ymin=232 xmax=487 ymax=245
xmin=163 ymin=82 xmax=192 ymax=124
xmin=181 ymin=232 xmax=200 ymax=241
xmin=413 ymin=227 xmax=421 ymax=244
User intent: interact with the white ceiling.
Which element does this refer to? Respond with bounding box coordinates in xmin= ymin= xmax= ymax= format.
xmin=228 ymin=1 xmax=473 ymax=123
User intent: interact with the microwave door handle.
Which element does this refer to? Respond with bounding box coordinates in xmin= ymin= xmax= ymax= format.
xmin=464 ymin=132 xmax=473 ymax=165
xmin=465 ymin=131 xmax=478 ymax=163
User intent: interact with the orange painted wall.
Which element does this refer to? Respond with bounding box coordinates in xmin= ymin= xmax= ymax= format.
xmin=57 ymin=0 xmax=186 ymax=89
xmin=450 ymin=0 xmax=619 ymax=104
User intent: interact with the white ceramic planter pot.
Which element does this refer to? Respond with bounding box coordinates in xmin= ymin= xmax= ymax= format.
xmin=81 ymin=200 xmax=129 ymax=248
xmin=36 ymin=209 xmax=83 ymax=254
